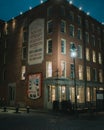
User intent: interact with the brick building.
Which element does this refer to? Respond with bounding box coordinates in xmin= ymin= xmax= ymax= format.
xmin=0 ymin=0 xmax=104 ymax=109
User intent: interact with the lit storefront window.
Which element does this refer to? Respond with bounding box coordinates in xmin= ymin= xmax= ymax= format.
xmin=59 ymin=86 xmax=66 ymax=102
xmin=48 ymin=85 xmax=55 ymax=102
xmin=92 ymin=87 xmax=96 ymax=101
xmin=86 ymin=87 xmax=91 ymax=102
xmin=77 ymin=86 xmax=84 ymax=103
xmin=69 ymin=87 xmax=75 ymax=103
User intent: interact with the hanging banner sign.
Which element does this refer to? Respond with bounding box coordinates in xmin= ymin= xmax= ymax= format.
xmin=28 ymin=73 xmax=41 ymax=100
xmin=28 ymin=19 xmax=44 ymax=65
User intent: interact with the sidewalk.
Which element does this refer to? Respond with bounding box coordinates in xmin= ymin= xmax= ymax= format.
xmin=0 ymin=106 xmax=104 ymax=120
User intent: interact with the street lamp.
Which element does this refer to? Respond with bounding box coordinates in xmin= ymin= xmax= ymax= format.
xmin=70 ymin=44 xmax=77 ymax=115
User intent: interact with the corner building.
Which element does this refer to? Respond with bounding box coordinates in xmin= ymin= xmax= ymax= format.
xmin=0 ymin=0 xmax=104 ymax=109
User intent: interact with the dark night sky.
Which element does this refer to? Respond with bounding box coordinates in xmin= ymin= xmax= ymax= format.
xmin=0 ymin=0 xmax=104 ymax=23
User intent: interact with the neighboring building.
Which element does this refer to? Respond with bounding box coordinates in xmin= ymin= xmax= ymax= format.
xmin=0 ymin=0 xmax=104 ymax=109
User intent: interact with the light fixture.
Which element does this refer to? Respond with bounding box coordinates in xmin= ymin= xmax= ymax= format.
xmin=29 ymin=6 xmax=32 ymax=10
xmin=79 ymin=7 xmax=82 ymax=11
xmin=69 ymin=1 xmax=73 ymax=4
xmin=87 ymin=12 xmax=90 ymax=15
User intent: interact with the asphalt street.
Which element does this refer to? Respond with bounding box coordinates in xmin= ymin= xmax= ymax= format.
xmin=0 ymin=108 xmax=104 ymax=130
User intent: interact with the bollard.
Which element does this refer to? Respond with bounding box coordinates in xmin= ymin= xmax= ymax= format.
xmin=15 ymin=104 xmax=19 ymax=113
xmin=26 ymin=106 xmax=30 ymax=113
xmin=3 ymin=106 xmax=7 ymax=112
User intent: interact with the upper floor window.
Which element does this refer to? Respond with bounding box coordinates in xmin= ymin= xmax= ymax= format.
xmin=61 ymin=39 xmax=66 ymax=54
xmin=92 ymin=68 xmax=97 ymax=81
xmin=69 ymin=11 xmax=74 ymax=22
xmin=47 ymin=6 xmax=53 ymax=17
xmin=85 ymin=20 xmax=89 ymax=29
xmin=86 ymin=48 xmax=90 ymax=61
xmin=77 ymin=15 xmax=81 ymax=26
xmin=98 ymin=53 xmax=102 ymax=64
xmin=99 ymin=69 xmax=103 ymax=83
xmin=77 ymin=28 xmax=82 ymax=40
xmin=69 ymin=24 xmax=74 ymax=37
xmin=98 ymin=39 xmax=101 ymax=50
xmin=22 ymin=46 xmax=27 ymax=60
xmin=23 ymin=28 xmax=28 ymax=43
xmin=85 ymin=32 xmax=89 ymax=43
xmin=97 ymin=27 xmax=101 ymax=35
xmin=61 ymin=20 xmax=66 ymax=33
xmin=61 ymin=61 xmax=66 ymax=77
xmin=60 ymin=6 xmax=65 ymax=17
xmin=86 ymin=66 xmax=91 ymax=81
xmin=92 ymin=50 xmax=96 ymax=63
xmin=47 ymin=20 xmax=53 ymax=33
xmin=46 ymin=61 xmax=52 ymax=78
xmin=47 ymin=39 xmax=52 ymax=54
xmin=91 ymin=24 xmax=94 ymax=32
xmin=77 ymin=45 xmax=82 ymax=59
xmin=91 ymin=35 xmax=95 ymax=46
xmin=78 ymin=65 xmax=83 ymax=80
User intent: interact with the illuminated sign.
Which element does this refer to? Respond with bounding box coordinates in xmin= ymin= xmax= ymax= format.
xmin=28 ymin=19 xmax=44 ymax=65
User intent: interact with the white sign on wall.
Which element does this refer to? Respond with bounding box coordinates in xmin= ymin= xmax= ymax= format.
xmin=28 ymin=19 xmax=44 ymax=65
xmin=28 ymin=73 xmax=41 ymax=100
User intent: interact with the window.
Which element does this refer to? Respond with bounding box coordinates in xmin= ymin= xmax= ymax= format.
xmin=77 ymin=28 xmax=82 ymax=40
xmin=98 ymin=39 xmax=101 ymax=50
xmin=61 ymin=39 xmax=66 ymax=54
xmin=4 ymin=53 xmax=6 ymax=64
xmin=91 ymin=24 xmax=94 ymax=32
xmin=60 ymin=6 xmax=65 ymax=16
xmin=69 ymin=87 xmax=75 ymax=103
xmin=78 ymin=65 xmax=83 ymax=80
xmin=91 ymin=35 xmax=95 ymax=46
xmin=23 ymin=28 xmax=27 ymax=43
xmin=22 ymin=46 xmax=27 ymax=60
xmin=85 ymin=32 xmax=89 ymax=43
xmin=59 ymin=86 xmax=66 ymax=101
xmin=47 ymin=6 xmax=53 ymax=17
xmin=46 ymin=61 xmax=52 ymax=78
xmin=48 ymin=85 xmax=55 ymax=102
xmin=47 ymin=39 xmax=52 ymax=54
xmin=97 ymin=27 xmax=101 ymax=35
xmin=99 ymin=70 xmax=103 ymax=82
xmin=61 ymin=61 xmax=66 ymax=77
xmin=86 ymin=87 xmax=91 ymax=102
xmin=86 ymin=66 xmax=91 ymax=81
xmin=69 ymin=11 xmax=74 ymax=22
xmin=69 ymin=25 xmax=74 ymax=37
xmin=21 ymin=66 xmax=26 ymax=80
xmin=98 ymin=53 xmax=102 ymax=64
xmin=85 ymin=20 xmax=89 ymax=29
xmin=86 ymin=48 xmax=90 ymax=61
xmin=92 ymin=50 xmax=96 ymax=63
xmin=77 ymin=45 xmax=82 ymax=59
xmin=47 ymin=20 xmax=53 ymax=33
xmin=77 ymin=15 xmax=81 ymax=26
xmin=61 ymin=20 xmax=66 ymax=33
xmin=77 ymin=86 xmax=84 ymax=103
xmin=92 ymin=68 xmax=97 ymax=81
